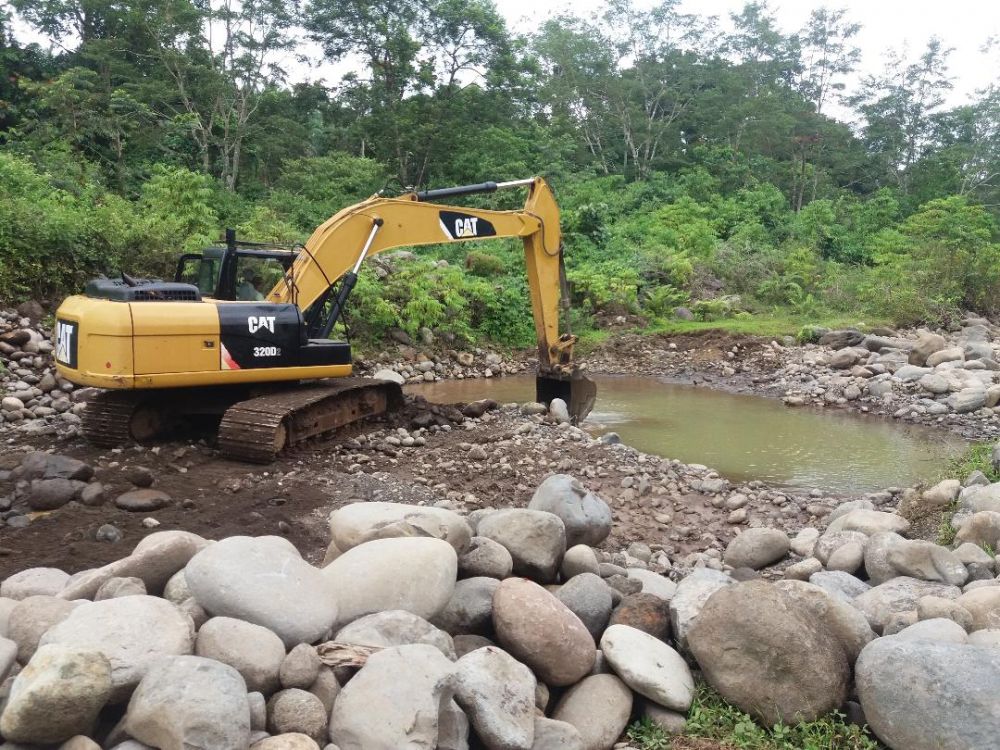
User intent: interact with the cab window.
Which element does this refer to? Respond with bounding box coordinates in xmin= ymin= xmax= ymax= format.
xmin=235 ymin=258 xmax=286 ymax=301
xmin=177 ymin=256 xmax=221 ymax=296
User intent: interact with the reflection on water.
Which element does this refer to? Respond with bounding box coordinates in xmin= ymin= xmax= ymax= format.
xmin=407 ymin=375 xmax=967 ymax=494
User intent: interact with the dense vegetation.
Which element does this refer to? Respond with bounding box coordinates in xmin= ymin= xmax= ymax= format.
xmin=2 ymin=0 xmax=1000 ymax=346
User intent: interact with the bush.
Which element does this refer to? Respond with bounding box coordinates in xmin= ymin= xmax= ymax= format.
xmin=464 ymin=251 xmax=506 ymax=277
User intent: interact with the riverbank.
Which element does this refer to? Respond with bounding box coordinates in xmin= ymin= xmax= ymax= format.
xmin=3 ymin=308 xmax=1000 ymax=750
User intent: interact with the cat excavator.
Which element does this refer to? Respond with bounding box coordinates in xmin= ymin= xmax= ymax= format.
xmin=54 ymin=176 xmax=597 ymax=462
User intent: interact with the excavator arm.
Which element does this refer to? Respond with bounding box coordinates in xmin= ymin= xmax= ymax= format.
xmin=267 ymin=176 xmax=596 ymax=420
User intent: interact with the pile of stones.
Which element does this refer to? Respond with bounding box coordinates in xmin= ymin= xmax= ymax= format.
xmin=0 ymin=471 xmax=997 ymax=749
xmin=1 ymin=306 xmax=86 ymax=440
xmin=777 ymin=322 xmax=1000 ymax=435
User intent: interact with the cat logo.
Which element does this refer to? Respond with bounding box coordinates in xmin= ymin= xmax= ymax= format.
xmin=248 ymin=316 xmax=276 ymax=334
xmin=55 ymin=319 xmax=78 ymax=368
xmin=439 ymin=210 xmax=497 ymax=240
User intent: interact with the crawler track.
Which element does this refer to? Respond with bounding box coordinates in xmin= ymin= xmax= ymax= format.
xmin=217 ymin=378 xmax=402 ymax=463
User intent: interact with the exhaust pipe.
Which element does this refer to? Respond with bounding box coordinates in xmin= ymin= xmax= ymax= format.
xmin=536 ymin=370 xmax=597 ymax=424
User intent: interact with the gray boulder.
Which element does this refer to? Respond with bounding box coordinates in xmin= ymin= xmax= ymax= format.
xmin=432 ymin=577 xmax=499 ymax=637
xmin=322 ymin=537 xmax=457 ymax=627
xmin=1 ymin=568 xmax=69 ymax=600
xmin=40 ymin=595 xmax=195 ymax=702
xmin=187 ymin=536 xmax=338 ymax=647
xmin=601 ymin=624 xmax=693 ymax=712
xmin=453 ymin=646 xmax=535 ymax=750
xmin=668 ymin=569 xmax=733 ymax=652
xmin=531 ymin=717 xmax=584 ymax=749
xmin=195 ymin=617 xmax=286 ymax=694
xmin=124 ymin=655 xmax=251 ymax=750
xmin=477 ymin=509 xmax=566 ymax=583
xmin=327 ymin=502 xmax=472 ymax=554
xmin=687 ymin=581 xmax=853 ymax=725
xmin=527 ymin=475 xmax=612 ymax=547
xmin=560 ymin=545 xmax=600 ymax=579
xmin=895 ymin=618 xmax=969 ymax=644
xmin=722 ymin=529 xmax=790 ymax=570
xmin=266 ymin=689 xmax=327 ymax=742
xmin=0 ymin=644 xmax=111 ymax=744
xmin=335 ymin=610 xmax=455 ymax=659
xmin=60 ymin=530 xmax=208 ymax=600
xmin=552 ymin=673 xmax=632 ymax=750
xmin=556 ymin=573 xmax=613 ymax=640
xmin=329 ymin=644 xmax=455 ymax=750
xmin=853 ymin=577 xmax=961 ymax=633
xmin=857 ymin=637 xmax=1000 ymax=750
xmin=457 ymin=537 xmax=513 ymax=580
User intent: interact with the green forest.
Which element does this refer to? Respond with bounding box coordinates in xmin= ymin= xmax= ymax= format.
xmin=2 ymin=0 xmax=1000 ymax=347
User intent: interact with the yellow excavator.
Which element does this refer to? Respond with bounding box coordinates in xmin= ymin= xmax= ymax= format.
xmin=54 ymin=177 xmax=597 ymax=462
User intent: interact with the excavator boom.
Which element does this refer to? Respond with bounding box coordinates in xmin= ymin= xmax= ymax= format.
xmin=267 ymin=176 xmax=595 ymax=419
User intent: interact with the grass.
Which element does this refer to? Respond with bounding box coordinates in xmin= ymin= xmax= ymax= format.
xmin=625 ymin=685 xmax=882 ymax=750
xmin=941 ymin=442 xmax=999 ymax=483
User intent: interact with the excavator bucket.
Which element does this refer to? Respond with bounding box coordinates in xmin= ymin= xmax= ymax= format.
xmin=536 ymin=371 xmax=598 ymax=424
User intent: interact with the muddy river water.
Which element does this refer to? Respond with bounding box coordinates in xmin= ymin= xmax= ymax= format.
xmin=408 ymin=375 xmax=967 ymax=494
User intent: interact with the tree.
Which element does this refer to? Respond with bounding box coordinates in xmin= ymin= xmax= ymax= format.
xmin=852 ymin=38 xmax=954 ymax=194
xmin=148 ymin=0 xmax=297 ymax=189
xmin=795 ymin=6 xmax=860 ymax=117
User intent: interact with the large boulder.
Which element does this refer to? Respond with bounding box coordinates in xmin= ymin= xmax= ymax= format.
xmin=819 ymin=329 xmax=864 ymax=350
xmin=853 ymin=577 xmax=961 ymax=633
xmin=186 ymin=536 xmax=338 ymax=647
xmin=195 ymin=617 xmax=286 ymax=694
xmin=887 ymin=540 xmax=968 ymax=586
xmin=601 ymin=625 xmax=693 ymax=712
xmin=856 ymin=637 xmax=1000 ymax=750
xmin=329 ymin=644 xmax=455 ymax=750
xmin=61 ymin=531 xmax=208 ymax=600
xmin=493 ymin=578 xmax=595 ymax=687
xmin=531 ymin=717 xmax=585 ymax=750
xmin=335 ymin=610 xmax=455 ymax=659
xmin=39 ymin=595 xmax=194 ymax=702
xmin=909 ymin=332 xmax=947 ymax=366
xmin=328 ymin=502 xmax=472 ymax=554
xmin=668 ymin=569 xmax=733 ymax=652
xmin=955 ymin=511 xmax=1000 ymax=549
xmin=476 ymin=509 xmax=566 ymax=583
xmin=687 ymin=581 xmax=853 ymax=725
xmin=555 ymin=573 xmax=613 ymax=640
xmin=773 ymin=580 xmax=875 ymax=660
xmin=1 ymin=568 xmax=69 ymax=600
xmin=826 ymin=509 xmax=909 ymax=536
xmin=552 ymin=674 xmax=632 ymax=750
xmin=452 ymin=646 xmax=536 ymax=750
xmin=458 ymin=537 xmax=513 ymax=580
xmin=7 ymin=595 xmax=78 ymax=662
xmin=123 ymin=655 xmax=251 ymax=750
xmin=722 ymin=529 xmax=790 ymax=570
xmin=432 ymin=577 xmax=499 ymax=637
xmin=322 ymin=537 xmax=457 ymax=627
xmin=0 ymin=644 xmax=112 ymax=744
xmin=527 ymin=475 xmax=612 ymax=547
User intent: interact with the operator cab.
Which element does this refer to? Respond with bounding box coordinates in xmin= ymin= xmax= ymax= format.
xmin=175 ymin=229 xmax=298 ymax=301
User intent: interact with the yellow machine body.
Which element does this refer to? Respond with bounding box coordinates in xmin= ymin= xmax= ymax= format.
xmin=54 ymin=295 xmax=351 ymax=389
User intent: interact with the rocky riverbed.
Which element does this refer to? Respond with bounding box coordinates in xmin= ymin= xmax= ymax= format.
xmin=2 ymin=305 xmax=1000 ymax=748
